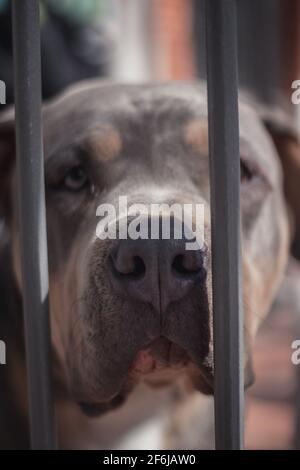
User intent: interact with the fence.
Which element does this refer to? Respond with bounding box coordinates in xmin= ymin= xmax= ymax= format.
xmin=11 ymin=0 xmax=243 ymax=450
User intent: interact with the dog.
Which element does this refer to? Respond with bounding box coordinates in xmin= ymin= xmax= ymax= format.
xmin=0 ymin=81 xmax=299 ymax=449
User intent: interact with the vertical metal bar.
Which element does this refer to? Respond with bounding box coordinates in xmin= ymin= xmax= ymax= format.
xmin=12 ymin=0 xmax=56 ymax=449
xmin=205 ymin=0 xmax=244 ymax=450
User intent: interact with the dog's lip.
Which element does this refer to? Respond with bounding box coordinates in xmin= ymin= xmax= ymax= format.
xmin=195 ymin=367 xmax=214 ymax=394
xmin=127 ymin=337 xmax=191 ymax=376
xmin=78 ymin=401 xmax=108 ymax=417
xmin=78 ymin=393 xmax=126 ymax=417
xmin=76 ymin=338 xmax=214 ymax=412
xmin=184 ymin=357 xmax=214 ymax=394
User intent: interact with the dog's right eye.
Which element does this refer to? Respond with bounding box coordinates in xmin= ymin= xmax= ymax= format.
xmin=240 ymin=160 xmax=254 ymax=183
xmin=62 ymin=165 xmax=89 ymax=192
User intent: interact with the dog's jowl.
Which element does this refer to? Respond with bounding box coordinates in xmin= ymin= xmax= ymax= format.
xmin=0 ymin=82 xmax=299 ymax=449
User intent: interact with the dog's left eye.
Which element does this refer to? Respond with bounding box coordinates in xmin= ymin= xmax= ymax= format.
xmin=63 ymin=165 xmax=89 ymax=191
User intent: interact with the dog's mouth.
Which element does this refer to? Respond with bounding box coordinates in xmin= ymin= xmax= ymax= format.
xmin=78 ymin=337 xmax=213 ymax=417
xmin=128 ymin=337 xmax=190 ymax=375
xmin=127 ymin=337 xmax=213 ymax=392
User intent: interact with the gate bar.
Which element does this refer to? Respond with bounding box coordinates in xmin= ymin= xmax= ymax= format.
xmin=205 ymin=0 xmax=244 ymax=449
xmin=12 ymin=0 xmax=56 ymax=449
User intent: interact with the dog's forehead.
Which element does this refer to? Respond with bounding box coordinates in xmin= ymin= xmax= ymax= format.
xmin=42 ymin=82 xmax=207 ymax=141
xmin=42 ymin=82 xmax=280 ymax=180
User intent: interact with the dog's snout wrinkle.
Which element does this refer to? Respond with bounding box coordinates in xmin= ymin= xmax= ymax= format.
xmin=109 ymin=215 xmax=206 ymax=314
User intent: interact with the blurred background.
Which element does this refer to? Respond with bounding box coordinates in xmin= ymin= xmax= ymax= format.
xmin=1 ymin=0 xmax=300 ymax=450
xmin=1 ymin=0 xmax=299 ymax=106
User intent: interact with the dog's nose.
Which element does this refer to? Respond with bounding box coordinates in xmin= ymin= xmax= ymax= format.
xmin=109 ymin=217 xmax=206 ymax=312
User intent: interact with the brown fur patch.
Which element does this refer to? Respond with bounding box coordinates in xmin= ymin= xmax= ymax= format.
xmin=86 ymin=128 xmax=122 ymax=161
xmin=185 ymin=120 xmax=209 ymax=154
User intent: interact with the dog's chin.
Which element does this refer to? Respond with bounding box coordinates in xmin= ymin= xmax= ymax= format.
xmin=77 ymin=338 xmax=213 ymax=418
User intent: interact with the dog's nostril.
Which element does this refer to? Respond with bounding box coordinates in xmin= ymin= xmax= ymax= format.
xmin=172 ymin=253 xmax=204 ymax=276
xmin=111 ymin=253 xmax=146 ymax=279
xmin=131 ymin=256 xmax=146 ymax=278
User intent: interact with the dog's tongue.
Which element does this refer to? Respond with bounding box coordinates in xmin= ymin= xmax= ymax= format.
xmin=129 ymin=337 xmax=189 ymax=375
xmin=130 ymin=349 xmax=156 ymax=374
xmin=129 ymin=337 xmax=174 ymax=374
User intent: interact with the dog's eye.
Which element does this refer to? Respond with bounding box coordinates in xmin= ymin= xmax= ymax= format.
xmin=240 ymin=160 xmax=254 ymax=183
xmin=63 ymin=165 xmax=89 ymax=191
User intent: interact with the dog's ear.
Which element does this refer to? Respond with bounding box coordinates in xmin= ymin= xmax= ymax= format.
xmin=0 ymin=109 xmax=15 ymax=219
xmin=260 ymin=104 xmax=300 ymax=260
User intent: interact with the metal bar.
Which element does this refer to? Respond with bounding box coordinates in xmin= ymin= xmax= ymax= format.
xmin=205 ymin=0 xmax=244 ymax=450
xmin=12 ymin=0 xmax=56 ymax=449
